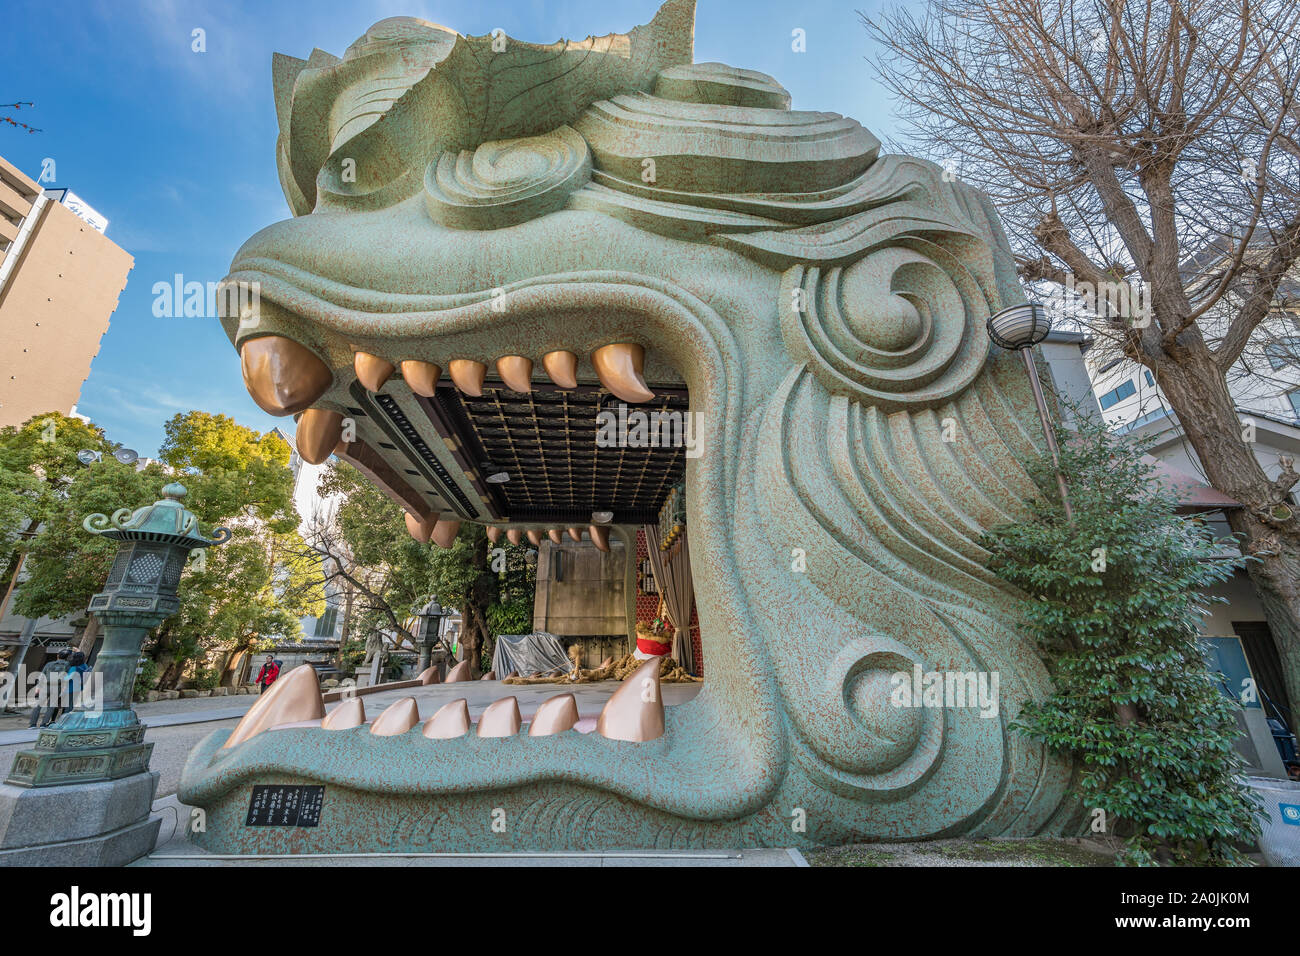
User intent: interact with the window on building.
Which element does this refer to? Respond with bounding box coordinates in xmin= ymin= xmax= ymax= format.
xmin=1265 ymin=338 xmax=1300 ymax=371
xmin=1143 ymin=369 xmax=1154 ymax=387
xmin=1098 ymin=379 xmax=1137 ymax=410
xmin=1289 ymin=389 xmax=1300 ymax=420
xmin=313 ymin=606 xmax=338 ymax=639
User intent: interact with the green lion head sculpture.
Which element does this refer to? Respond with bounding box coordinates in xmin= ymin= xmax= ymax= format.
xmin=182 ymin=0 xmax=1077 ymax=852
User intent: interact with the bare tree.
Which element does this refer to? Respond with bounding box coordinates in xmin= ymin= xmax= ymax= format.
xmin=865 ymin=0 xmax=1300 ymax=705
xmin=296 ymin=517 xmax=420 ymax=659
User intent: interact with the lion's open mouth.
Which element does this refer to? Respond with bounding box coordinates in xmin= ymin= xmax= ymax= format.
xmin=190 ymin=214 xmax=786 ymax=823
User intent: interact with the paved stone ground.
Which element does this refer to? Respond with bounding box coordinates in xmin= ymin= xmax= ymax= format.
xmin=808 ymin=838 xmax=1117 ymax=866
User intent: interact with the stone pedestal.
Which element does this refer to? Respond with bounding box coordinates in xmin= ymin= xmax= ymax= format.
xmin=6 ymin=711 xmax=154 ymax=787
xmin=0 ymin=771 xmax=160 ymax=866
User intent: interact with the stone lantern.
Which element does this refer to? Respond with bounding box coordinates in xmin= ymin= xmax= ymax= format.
xmin=1 ymin=482 xmax=227 ymax=864
xmin=6 ymin=482 xmax=228 ymax=788
xmin=415 ymin=597 xmax=447 ymax=673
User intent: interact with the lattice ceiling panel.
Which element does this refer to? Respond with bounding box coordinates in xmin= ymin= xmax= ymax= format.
xmin=433 ymin=383 xmax=689 ymax=524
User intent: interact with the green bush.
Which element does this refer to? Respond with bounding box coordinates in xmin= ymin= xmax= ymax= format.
xmin=192 ymin=665 xmax=222 ymax=691
xmin=133 ymin=657 xmax=160 ymax=702
xmin=487 ymin=600 xmax=532 ymax=637
xmin=982 ymin=410 xmax=1262 ymax=865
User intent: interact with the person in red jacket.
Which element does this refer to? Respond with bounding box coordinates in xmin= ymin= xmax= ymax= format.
xmin=255 ymin=655 xmax=281 ymax=694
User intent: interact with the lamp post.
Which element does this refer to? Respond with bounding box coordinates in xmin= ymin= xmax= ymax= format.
xmin=415 ymin=598 xmax=446 ymax=673
xmin=986 ymin=303 xmax=1074 ymax=522
xmin=6 ymin=482 xmax=228 ymax=788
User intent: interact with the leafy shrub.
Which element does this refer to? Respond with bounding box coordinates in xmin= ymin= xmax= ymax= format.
xmin=982 ymin=411 xmax=1262 ymax=865
xmin=133 ymin=657 xmax=160 ymax=702
xmin=487 ymin=600 xmax=532 ymax=637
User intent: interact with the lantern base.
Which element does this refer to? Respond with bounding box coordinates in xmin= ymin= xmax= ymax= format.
xmin=5 ymin=710 xmax=153 ymax=788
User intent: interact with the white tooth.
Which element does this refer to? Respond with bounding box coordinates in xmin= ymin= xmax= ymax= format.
xmin=449 ymin=359 xmax=486 ymax=396
xmin=476 ymin=696 xmax=522 ymax=737
xmin=369 ymin=697 xmax=420 ymax=736
xmin=401 ymin=360 xmax=442 ymax=397
xmin=321 ymin=697 xmax=365 ymax=730
xmin=422 ymin=699 xmax=470 ymax=738
xmin=223 ymin=665 xmax=324 ymax=749
xmin=529 ymin=693 xmax=579 ymax=736
xmin=496 ymin=355 xmax=533 ymax=393
xmin=592 ymin=343 xmax=654 ymax=403
xmin=431 ymin=519 xmax=460 ymax=548
xmin=597 ymin=657 xmax=664 ymax=741
xmin=354 ymin=351 xmax=395 ymax=392
xmin=542 ymin=350 xmax=578 ymax=389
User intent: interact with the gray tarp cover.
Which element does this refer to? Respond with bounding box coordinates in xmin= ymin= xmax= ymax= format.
xmin=491 ymin=633 xmax=574 ymax=678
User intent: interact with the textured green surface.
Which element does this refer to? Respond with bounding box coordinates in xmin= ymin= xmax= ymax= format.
xmin=182 ymin=0 xmax=1077 ymax=851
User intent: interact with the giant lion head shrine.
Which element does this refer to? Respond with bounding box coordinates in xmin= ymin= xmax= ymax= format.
xmin=179 ymin=0 xmax=1081 ymax=852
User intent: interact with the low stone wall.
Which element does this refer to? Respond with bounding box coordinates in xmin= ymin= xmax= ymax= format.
xmin=321 ymin=678 xmax=422 ymax=704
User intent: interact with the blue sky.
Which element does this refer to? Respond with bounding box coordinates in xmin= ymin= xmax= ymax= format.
xmin=3 ymin=0 xmax=909 ymax=456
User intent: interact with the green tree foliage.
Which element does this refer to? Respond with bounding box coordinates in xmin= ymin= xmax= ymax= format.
xmin=0 ymin=413 xmax=115 ymax=607
xmin=487 ymin=600 xmax=533 ymax=637
xmin=982 ymin=412 xmax=1263 ymax=865
xmin=314 ymin=461 xmax=537 ymax=676
xmin=313 ymin=462 xmax=441 ymax=650
xmin=6 ymin=410 xmax=321 ymax=690
xmin=153 ymin=413 xmax=321 ymax=688
xmin=1 ymin=413 xmax=154 ymax=622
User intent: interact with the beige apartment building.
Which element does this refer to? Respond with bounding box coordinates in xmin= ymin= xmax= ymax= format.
xmin=0 ymin=154 xmax=132 ymax=428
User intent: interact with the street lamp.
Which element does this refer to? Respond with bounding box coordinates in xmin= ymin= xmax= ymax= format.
xmin=6 ymin=482 xmax=228 ymax=787
xmin=415 ymin=597 xmax=447 ymax=673
xmin=986 ymin=303 xmax=1074 ymax=522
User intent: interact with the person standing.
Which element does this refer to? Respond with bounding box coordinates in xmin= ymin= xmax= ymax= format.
xmin=28 ymin=649 xmax=69 ymax=728
xmin=45 ymin=651 xmax=88 ymax=726
xmin=255 ymin=655 xmax=281 ymax=694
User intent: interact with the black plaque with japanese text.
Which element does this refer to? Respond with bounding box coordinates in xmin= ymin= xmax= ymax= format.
xmin=245 ymin=785 xmax=325 ymax=827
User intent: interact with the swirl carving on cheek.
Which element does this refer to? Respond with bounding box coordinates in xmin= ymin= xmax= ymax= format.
xmin=779 ymin=245 xmax=992 ymax=412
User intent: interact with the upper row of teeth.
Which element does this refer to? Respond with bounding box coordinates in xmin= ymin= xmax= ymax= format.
xmin=219 ymin=659 xmax=665 ymax=749
xmin=403 ymin=520 xmax=611 ymax=552
xmin=353 ymin=343 xmax=655 ymax=404
xmin=281 ymin=341 xmax=655 ymax=467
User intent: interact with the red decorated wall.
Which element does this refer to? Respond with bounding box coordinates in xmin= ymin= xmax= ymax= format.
xmin=634 ymin=528 xmax=703 ymax=676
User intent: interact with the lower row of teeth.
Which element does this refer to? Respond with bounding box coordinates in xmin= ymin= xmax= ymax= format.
xmin=220 ymin=659 xmax=665 ymax=749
